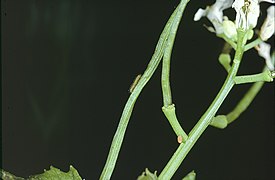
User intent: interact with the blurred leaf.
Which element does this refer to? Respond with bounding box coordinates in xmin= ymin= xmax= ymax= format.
xmin=1 ymin=166 xmax=82 ymax=180
xmin=1 ymin=169 xmax=24 ymax=180
xmin=29 ymin=166 xmax=82 ymax=180
xmin=137 ymin=168 xmax=158 ymax=180
xmin=182 ymin=170 xmax=196 ymax=180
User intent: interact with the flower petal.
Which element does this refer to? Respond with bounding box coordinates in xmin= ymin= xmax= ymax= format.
xmin=260 ymin=6 xmax=275 ymax=40
xmin=232 ymin=0 xmax=247 ymax=29
xmin=194 ymin=8 xmax=208 ymax=21
xmin=256 ymin=42 xmax=274 ymax=70
xmin=247 ymin=0 xmax=260 ymax=29
xmin=194 ymin=0 xmax=234 ymax=34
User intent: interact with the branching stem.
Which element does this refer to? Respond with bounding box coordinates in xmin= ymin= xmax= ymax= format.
xmin=161 ymin=0 xmax=189 ymax=143
xmin=212 ymin=66 xmax=272 ymax=125
xmin=158 ymin=29 xmax=248 ymax=179
xmin=100 ymin=0 xmax=190 ymax=179
xmin=234 ymin=71 xmax=274 ymax=84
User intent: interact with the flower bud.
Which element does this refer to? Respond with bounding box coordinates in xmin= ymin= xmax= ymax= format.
xmin=222 ymin=20 xmax=237 ymax=41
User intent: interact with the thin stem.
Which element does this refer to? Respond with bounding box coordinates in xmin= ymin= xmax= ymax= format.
xmin=211 ymin=65 xmax=273 ymax=126
xmin=162 ymin=104 xmax=188 ymax=142
xmin=158 ymin=29 xmax=247 ymax=179
xmin=244 ymin=37 xmax=262 ymax=51
xmin=100 ymin=1 xmax=189 ymax=179
xmin=218 ymin=33 xmax=237 ymax=50
xmin=210 ymin=81 xmax=265 ymax=127
xmin=227 ymin=81 xmax=264 ymax=124
xmin=234 ymin=70 xmax=273 ymax=84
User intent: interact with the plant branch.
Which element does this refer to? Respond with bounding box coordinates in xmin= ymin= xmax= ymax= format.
xmin=100 ymin=1 xmax=190 ymax=179
xmin=162 ymin=104 xmax=188 ymax=143
xmin=218 ymin=33 xmax=237 ymax=50
xmin=161 ymin=0 xmax=189 ymax=143
xmin=210 ymin=81 xmax=265 ymax=127
xmin=244 ymin=37 xmax=262 ymax=51
xmin=234 ymin=70 xmax=274 ymax=84
xmin=158 ymin=29 xmax=248 ymax=179
xmin=211 ymin=62 xmax=274 ymax=127
xmin=227 ymin=81 xmax=265 ymax=124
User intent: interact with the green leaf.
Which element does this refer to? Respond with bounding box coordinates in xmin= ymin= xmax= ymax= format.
xmin=28 ymin=166 xmax=82 ymax=180
xmin=137 ymin=168 xmax=158 ymax=180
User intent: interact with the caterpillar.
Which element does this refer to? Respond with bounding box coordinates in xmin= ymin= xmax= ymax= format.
xmin=129 ymin=74 xmax=142 ymax=93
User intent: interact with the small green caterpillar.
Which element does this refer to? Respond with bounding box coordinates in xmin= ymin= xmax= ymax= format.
xmin=129 ymin=74 xmax=142 ymax=93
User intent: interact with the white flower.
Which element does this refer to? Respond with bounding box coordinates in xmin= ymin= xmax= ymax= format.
xmin=232 ymin=0 xmax=275 ymax=30
xmin=194 ymin=0 xmax=234 ymax=34
xmin=260 ymin=6 xmax=275 ymax=40
xmin=256 ymin=42 xmax=274 ymax=70
xmin=194 ymin=0 xmax=275 ymax=42
xmin=232 ymin=0 xmax=259 ymax=29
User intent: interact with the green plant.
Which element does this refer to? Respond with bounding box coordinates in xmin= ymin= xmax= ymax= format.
xmin=2 ymin=0 xmax=274 ymax=179
xmin=100 ymin=0 xmax=275 ymax=179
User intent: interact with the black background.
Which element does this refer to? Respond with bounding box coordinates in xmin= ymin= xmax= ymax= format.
xmin=2 ymin=0 xmax=274 ymax=179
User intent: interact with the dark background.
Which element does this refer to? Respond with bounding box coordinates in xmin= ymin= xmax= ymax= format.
xmin=2 ymin=0 xmax=274 ymax=179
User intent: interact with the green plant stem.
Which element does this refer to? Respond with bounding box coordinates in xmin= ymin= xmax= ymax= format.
xmin=161 ymin=0 xmax=188 ymax=142
xmin=158 ymin=29 xmax=247 ymax=179
xmin=226 ymin=81 xmax=264 ymax=124
xmin=210 ymin=81 xmax=264 ymax=127
xmin=162 ymin=104 xmax=188 ymax=142
xmin=218 ymin=33 xmax=237 ymax=50
xmin=211 ymin=64 xmax=274 ymax=127
xmin=100 ymin=1 xmax=190 ymax=179
xmin=234 ymin=71 xmax=274 ymax=84
xmin=225 ymin=54 xmax=274 ymax=124
xmin=244 ymin=37 xmax=262 ymax=51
